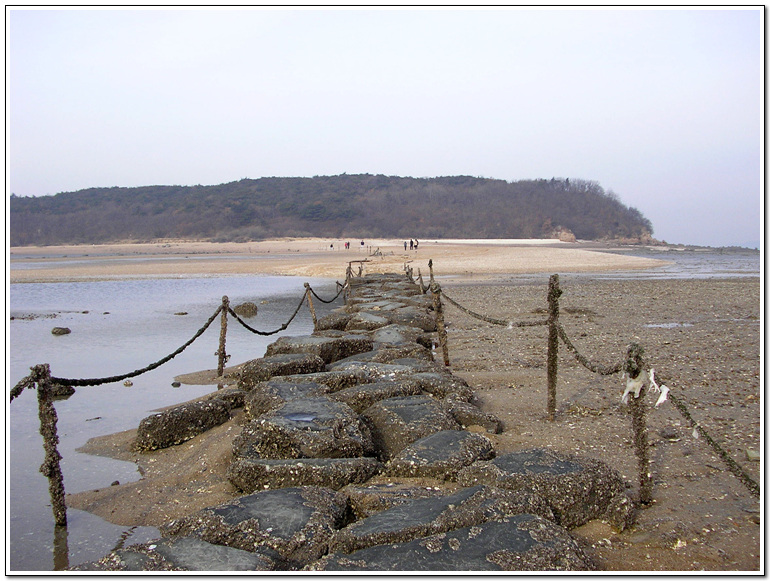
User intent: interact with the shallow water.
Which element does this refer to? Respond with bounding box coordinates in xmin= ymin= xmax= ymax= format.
xmin=6 ymin=249 xmax=759 ymax=571
xmin=7 ymin=274 xmax=341 ymax=571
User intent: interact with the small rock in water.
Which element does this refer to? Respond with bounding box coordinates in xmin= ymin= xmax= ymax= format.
xmin=51 ymin=327 xmax=71 ymax=335
xmin=171 ymin=381 xmax=182 ymax=388
xmin=111 ymin=480 xmax=120 ymax=486
xmin=123 ymin=380 xmax=133 ymax=387
xmin=174 ymin=312 xmax=188 ymax=316
xmin=233 ymin=302 xmax=259 ymax=318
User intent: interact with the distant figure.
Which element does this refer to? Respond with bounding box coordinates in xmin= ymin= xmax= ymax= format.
xmin=330 ymin=243 xmax=334 ymax=250
xmin=414 ymin=239 xmax=419 ymax=250
xmin=404 ymin=241 xmax=408 ymax=251
xmin=409 ymin=239 xmax=414 ymax=250
xmin=345 ymin=241 xmax=350 ymax=250
xmin=360 ymin=240 xmax=365 ymax=251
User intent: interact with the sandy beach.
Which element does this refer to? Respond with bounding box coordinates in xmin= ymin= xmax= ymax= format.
xmin=9 ymin=238 xmax=667 ymax=283
xmin=12 ymin=239 xmax=760 ymax=571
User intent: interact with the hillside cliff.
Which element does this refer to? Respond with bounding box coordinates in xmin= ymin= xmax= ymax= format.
xmin=10 ymin=174 xmax=654 ymax=246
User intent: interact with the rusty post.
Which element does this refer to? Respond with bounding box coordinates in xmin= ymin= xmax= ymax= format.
xmin=217 ymin=296 xmax=229 ymax=377
xmin=34 ymin=364 xmax=67 ymax=527
xmin=625 ymin=343 xmax=654 ymax=504
xmin=305 ymin=283 xmax=318 ymax=330
xmin=431 ymin=282 xmax=450 ymax=367
xmin=546 ymin=274 xmax=562 ymax=421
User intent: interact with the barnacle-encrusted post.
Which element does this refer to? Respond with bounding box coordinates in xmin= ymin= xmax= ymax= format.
xmin=428 ymin=258 xmax=435 ymax=287
xmin=546 ymin=274 xmax=562 ymax=421
xmin=431 ymin=281 xmax=450 ymax=367
xmin=304 ymin=283 xmax=318 ymax=331
xmin=626 ymin=342 xmax=653 ymax=504
xmin=34 ymin=364 xmax=68 ymax=527
xmin=217 ymin=296 xmax=229 ymax=377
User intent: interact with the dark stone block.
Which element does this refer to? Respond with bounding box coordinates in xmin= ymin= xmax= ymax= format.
xmin=265 ymin=335 xmax=373 ymax=365
xmin=328 ymin=381 xmax=423 ymax=413
xmin=331 ymin=485 xmax=554 ymax=555
xmin=385 ymin=430 xmax=495 ymax=480
xmin=238 ymin=354 xmax=326 ymax=391
xmin=244 ymin=380 xmax=328 ymax=419
xmin=315 ymin=312 xmax=353 ymax=331
xmin=208 ymin=385 xmax=246 ymax=409
xmin=345 ymin=312 xmax=390 ymax=331
xmin=310 ymin=514 xmax=593 ymax=571
xmin=160 ymin=486 xmax=348 ymax=567
xmin=227 ymin=456 xmax=382 ymax=492
xmin=242 ymin=397 xmax=373 ymax=459
xmin=445 ymin=400 xmax=503 ymax=434
xmin=341 ymin=482 xmax=452 ymax=519
xmin=360 ymin=396 xmax=460 ymax=460
xmin=456 ymin=449 xmax=635 ymax=531
xmin=134 ymin=398 xmax=231 ymax=451
xmin=278 ymin=369 xmax=372 ymax=393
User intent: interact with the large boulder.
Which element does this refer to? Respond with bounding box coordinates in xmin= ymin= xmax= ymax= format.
xmin=360 ymin=396 xmax=460 ymax=461
xmin=134 ymin=399 xmax=231 ymax=451
xmin=264 ymin=335 xmax=373 ymax=365
xmin=278 ymin=369 xmax=372 ymax=393
xmin=239 ymin=397 xmax=373 ymax=459
xmin=330 ymin=485 xmax=553 ymax=555
xmin=308 ymin=514 xmax=594 ymax=571
xmin=385 ymin=430 xmax=495 ymax=480
xmin=227 ymin=457 xmax=382 ymax=492
xmin=160 ymin=487 xmax=348 ymax=568
xmin=244 ymin=380 xmax=329 ymax=419
xmin=238 ymin=354 xmax=326 ymax=391
xmin=444 ymin=400 xmax=503 ymax=434
xmin=71 ymin=537 xmax=280 ymax=571
xmin=457 ymin=449 xmax=635 ymax=531
xmin=328 ymin=381 xmax=423 ymax=413
xmin=341 ymin=483 xmax=452 ymax=520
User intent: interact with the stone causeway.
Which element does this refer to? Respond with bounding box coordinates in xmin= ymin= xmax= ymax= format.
xmin=73 ymin=272 xmax=635 ymax=572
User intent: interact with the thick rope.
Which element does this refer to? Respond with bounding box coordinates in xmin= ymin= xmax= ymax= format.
xmin=228 ymin=290 xmax=307 ymax=336
xmin=667 ymin=391 xmax=760 ymax=498
xmin=49 ymin=305 xmax=224 ymax=387
xmin=307 ymin=281 xmax=348 ymax=304
xmin=557 ymin=323 xmax=624 ymax=375
xmin=441 ymin=291 xmax=547 ymax=328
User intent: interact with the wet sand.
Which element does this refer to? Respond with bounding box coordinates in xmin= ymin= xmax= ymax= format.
xmin=10 ymin=238 xmax=666 ymax=282
xmin=30 ymin=240 xmax=759 ymax=571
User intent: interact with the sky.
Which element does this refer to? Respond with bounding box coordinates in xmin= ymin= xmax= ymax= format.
xmin=7 ymin=7 xmax=763 ymax=247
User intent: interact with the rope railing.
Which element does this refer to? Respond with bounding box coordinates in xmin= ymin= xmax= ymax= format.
xmin=9 ymin=277 xmax=349 ymax=528
xmin=51 ymin=305 xmax=224 ymax=388
xmin=430 ymin=261 xmax=760 ymax=502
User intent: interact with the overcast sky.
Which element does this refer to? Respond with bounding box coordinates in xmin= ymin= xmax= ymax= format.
xmin=8 ymin=7 xmax=762 ymax=247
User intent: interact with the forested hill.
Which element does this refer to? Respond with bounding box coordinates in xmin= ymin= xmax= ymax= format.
xmin=10 ymin=174 xmax=654 ymax=246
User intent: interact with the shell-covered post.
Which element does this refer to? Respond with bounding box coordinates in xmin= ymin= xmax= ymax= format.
xmin=430 ymin=282 xmax=450 ymax=367
xmin=546 ymin=274 xmax=562 ymax=421
xmin=428 ymin=258 xmax=435 ymax=287
xmin=34 ymin=364 xmax=68 ymax=527
xmin=304 ymin=283 xmax=318 ymax=331
xmin=626 ymin=342 xmax=654 ymax=504
xmin=217 ymin=296 xmax=229 ymax=377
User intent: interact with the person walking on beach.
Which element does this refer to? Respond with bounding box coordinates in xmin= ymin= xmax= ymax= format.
xmin=404 ymin=241 xmax=408 ymax=251
xmin=409 ymin=239 xmax=414 ymax=250
xmin=414 ymin=239 xmax=419 ymax=250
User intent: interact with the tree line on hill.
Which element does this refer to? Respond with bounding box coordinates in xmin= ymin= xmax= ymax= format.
xmin=9 ymin=174 xmax=654 ymax=246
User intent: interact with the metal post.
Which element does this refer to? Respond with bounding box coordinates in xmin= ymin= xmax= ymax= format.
xmin=546 ymin=274 xmax=562 ymax=421
xmin=217 ymin=296 xmax=229 ymax=377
